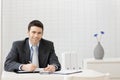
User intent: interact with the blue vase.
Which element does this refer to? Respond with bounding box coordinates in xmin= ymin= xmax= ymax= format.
xmin=94 ymin=42 xmax=104 ymax=59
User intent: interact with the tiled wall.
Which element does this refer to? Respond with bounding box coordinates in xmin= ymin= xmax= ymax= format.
xmin=1 ymin=0 xmax=120 ymax=77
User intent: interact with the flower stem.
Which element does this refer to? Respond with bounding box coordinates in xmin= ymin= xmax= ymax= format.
xmin=96 ymin=37 xmax=99 ymax=42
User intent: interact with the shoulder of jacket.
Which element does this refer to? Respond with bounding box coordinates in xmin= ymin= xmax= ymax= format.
xmin=13 ymin=38 xmax=28 ymax=45
xmin=41 ymin=38 xmax=53 ymax=46
xmin=41 ymin=38 xmax=53 ymax=43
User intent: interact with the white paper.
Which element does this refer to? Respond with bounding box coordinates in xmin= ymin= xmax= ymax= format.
xmin=53 ymin=70 xmax=82 ymax=75
xmin=16 ymin=68 xmax=43 ymax=73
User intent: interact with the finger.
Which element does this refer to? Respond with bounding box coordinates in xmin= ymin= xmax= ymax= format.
xmin=44 ymin=66 xmax=55 ymax=72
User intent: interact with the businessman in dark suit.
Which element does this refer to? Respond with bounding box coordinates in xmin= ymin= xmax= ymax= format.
xmin=4 ymin=20 xmax=61 ymax=72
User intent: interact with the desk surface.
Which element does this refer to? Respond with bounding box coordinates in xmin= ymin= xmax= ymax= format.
xmin=1 ymin=69 xmax=108 ymax=80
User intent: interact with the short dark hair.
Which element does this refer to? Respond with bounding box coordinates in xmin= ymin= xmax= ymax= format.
xmin=28 ymin=20 xmax=44 ymax=31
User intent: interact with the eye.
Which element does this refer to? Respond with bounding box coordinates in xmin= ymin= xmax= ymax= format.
xmin=38 ymin=32 xmax=42 ymax=34
xmin=32 ymin=31 xmax=36 ymax=34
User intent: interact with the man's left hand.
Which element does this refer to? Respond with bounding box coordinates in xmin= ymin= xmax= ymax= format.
xmin=44 ymin=65 xmax=56 ymax=72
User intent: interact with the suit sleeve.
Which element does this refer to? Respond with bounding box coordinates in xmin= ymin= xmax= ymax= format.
xmin=48 ymin=42 xmax=61 ymax=71
xmin=4 ymin=42 xmax=21 ymax=72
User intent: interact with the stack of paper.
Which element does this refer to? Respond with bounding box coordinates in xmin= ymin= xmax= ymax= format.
xmin=53 ymin=70 xmax=82 ymax=75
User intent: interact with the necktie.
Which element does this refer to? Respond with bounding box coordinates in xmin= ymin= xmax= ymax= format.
xmin=32 ymin=46 xmax=39 ymax=67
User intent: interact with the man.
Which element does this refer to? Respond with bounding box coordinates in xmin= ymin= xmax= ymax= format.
xmin=4 ymin=20 xmax=61 ymax=72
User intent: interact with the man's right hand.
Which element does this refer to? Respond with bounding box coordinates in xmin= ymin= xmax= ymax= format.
xmin=21 ymin=64 xmax=37 ymax=71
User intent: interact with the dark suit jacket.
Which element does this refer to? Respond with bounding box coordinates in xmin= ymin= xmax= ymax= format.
xmin=4 ymin=38 xmax=61 ymax=72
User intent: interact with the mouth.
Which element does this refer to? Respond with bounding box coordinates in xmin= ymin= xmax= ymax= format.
xmin=33 ymin=37 xmax=38 ymax=40
xmin=33 ymin=39 xmax=38 ymax=41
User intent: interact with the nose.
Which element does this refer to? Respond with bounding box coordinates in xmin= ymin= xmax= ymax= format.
xmin=34 ymin=33 xmax=38 ymax=37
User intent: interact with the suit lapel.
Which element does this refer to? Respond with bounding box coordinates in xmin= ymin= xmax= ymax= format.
xmin=38 ymin=39 xmax=47 ymax=66
xmin=38 ymin=39 xmax=44 ymax=57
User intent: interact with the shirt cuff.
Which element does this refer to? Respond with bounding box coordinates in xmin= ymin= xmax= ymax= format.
xmin=19 ymin=64 xmax=23 ymax=70
xmin=52 ymin=64 xmax=58 ymax=70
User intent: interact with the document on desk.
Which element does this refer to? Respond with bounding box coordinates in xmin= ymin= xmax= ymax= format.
xmin=53 ymin=70 xmax=82 ymax=75
xmin=15 ymin=68 xmax=43 ymax=73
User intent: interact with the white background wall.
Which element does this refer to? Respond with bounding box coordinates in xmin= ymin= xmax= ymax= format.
xmin=0 ymin=0 xmax=2 ymax=78
xmin=1 ymin=0 xmax=120 ymax=77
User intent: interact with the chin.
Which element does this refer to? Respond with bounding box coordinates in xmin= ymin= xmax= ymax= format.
xmin=35 ymin=42 xmax=39 ymax=45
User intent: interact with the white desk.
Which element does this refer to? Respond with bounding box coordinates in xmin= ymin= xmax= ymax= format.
xmin=83 ymin=58 xmax=120 ymax=80
xmin=1 ymin=69 xmax=109 ymax=80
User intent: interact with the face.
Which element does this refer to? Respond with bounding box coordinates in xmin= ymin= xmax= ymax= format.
xmin=27 ymin=26 xmax=43 ymax=46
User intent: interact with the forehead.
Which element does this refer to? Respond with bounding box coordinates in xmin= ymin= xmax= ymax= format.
xmin=29 ymin=26 xmax=43 ymax=32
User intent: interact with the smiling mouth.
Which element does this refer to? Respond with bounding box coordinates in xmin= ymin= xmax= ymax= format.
xmin=33 ymin=39 xmax=38 ymax=41
xmin=33 ymin=37 xmax=38 ymax=40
